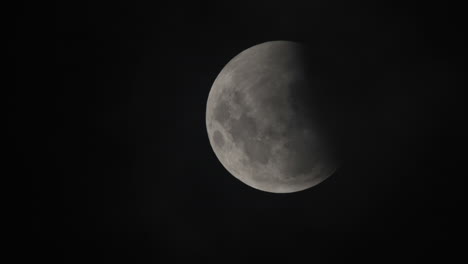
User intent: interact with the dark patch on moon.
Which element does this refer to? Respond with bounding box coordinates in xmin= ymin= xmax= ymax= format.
xmin=212 ymin=130 xmax=224 ymax=148
xmin=281 ymin=135 xmax=319 ymax=177
xmin=232 ymin=90 xmax=245 ymax=106
xmin=213 ymin=100 xmax=231 ymax=125
xmin=243 ymin=137 xmax=270 ymax=165
xmin=229 ymin=114 xmax=257 ymax=142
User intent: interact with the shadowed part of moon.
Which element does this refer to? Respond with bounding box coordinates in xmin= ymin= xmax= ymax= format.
xmin=206 ymin=41 xmax=339 ymax=193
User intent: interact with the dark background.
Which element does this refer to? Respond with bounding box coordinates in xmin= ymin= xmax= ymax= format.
xmin=10 ymin=0 xmax=465 ymax=263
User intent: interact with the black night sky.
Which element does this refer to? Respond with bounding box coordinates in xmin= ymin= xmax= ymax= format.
xmin=11 ymin=0 xmax=466 ymax=263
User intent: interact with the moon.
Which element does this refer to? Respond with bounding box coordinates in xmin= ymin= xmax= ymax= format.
xmin=206 ymin=41 xmax=339 ymax=193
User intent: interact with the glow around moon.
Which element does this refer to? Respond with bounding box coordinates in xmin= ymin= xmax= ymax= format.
xmin=206 ymin=41 xmax=338 ymax=193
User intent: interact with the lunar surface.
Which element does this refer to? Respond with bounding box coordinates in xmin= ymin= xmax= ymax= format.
xmin=206 ymin=41 xmax=338 ymax=193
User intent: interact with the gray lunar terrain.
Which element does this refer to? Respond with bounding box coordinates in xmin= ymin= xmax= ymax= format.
xmin=206 ymin=41 xmax=338 ymax=193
